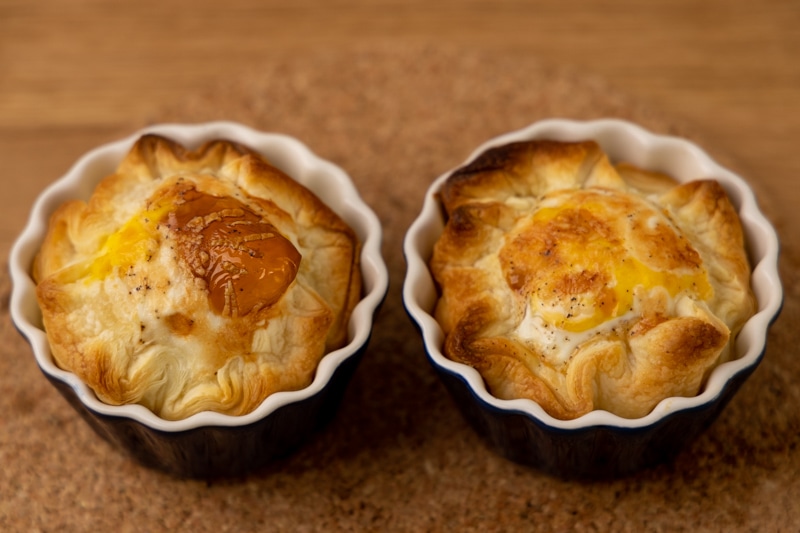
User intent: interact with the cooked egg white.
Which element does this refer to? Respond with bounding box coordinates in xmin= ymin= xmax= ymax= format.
xmin=509 ymin=188 xmax=714 ymax=364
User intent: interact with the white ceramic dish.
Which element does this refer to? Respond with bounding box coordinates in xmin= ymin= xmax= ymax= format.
xmin=403 ymin=118 xmax=782 ymax=477
xmin=10 ymin=121 xmax=389 ymax=477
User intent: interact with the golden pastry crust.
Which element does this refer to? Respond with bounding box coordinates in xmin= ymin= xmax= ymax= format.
xmin=431 ymin=140 xmax=754 ymax=420
xmin=34 ymin=134 xmax=361 ymax=420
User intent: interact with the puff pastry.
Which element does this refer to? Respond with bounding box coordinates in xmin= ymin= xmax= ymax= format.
xmin=34 ymin=134 xmax=361 ymax=420
xmin=431 ymin=140 xmax=754 ymax=420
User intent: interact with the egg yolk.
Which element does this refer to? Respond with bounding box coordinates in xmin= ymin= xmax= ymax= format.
xmin=501 ymin=189 xmax=713 ymax=333
xmin=87 ymin=203 xmax=172 ymax=281
xmin=85 ymin=184 xmax=301 ymax=317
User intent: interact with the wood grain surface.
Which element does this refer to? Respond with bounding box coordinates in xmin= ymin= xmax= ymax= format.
xmin=1 ymin=1 xmax=798 ymax=531
xmin=2 ymin=1 xmax=799 ymax=257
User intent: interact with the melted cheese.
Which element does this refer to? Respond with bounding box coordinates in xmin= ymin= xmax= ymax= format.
xmin=77 ymin=183 xmax=302 ymax=318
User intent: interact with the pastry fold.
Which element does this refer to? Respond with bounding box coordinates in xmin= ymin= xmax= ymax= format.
xmin=35 ymin=135 xmax=361 ymax=420
xmin=431 ymin=140 xmax=753 ymax=419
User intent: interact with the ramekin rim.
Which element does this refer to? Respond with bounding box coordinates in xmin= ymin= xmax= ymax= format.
xmin=9 ymin=120 xmax=389 ymax=432
xmin=402 ymin=117 xmax=782 ymax=430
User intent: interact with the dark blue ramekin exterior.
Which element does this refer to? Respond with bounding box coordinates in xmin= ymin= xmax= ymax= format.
xmin=424 ymin=342 xmax=766 ymax=479
xmin=40 ymin=340 xmax=368 ymax=479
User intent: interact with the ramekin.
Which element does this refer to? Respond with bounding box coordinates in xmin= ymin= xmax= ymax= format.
xmin=10 ymin=121 xmax=389 ymax=478
xmin=403 ymin=118 xmax=782 ymax=478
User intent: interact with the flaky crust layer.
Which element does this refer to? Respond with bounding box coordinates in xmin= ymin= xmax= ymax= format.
xmin=431 ymin=140 xmax=754 ymax=420
xmin=34 ymin=135 xmax=361 ymax=420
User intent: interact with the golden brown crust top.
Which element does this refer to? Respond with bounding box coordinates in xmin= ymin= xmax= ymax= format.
xmin=34 ymin=134 xmax=361 ymax=420
xmin=431 ymin=140 xmax=754 ymax=420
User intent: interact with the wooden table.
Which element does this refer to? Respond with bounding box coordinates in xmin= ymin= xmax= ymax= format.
xmin=2 ymin=1 xmax=798 ymax=530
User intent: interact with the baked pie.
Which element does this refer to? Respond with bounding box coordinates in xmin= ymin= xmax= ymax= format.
xmin=34 ymin=134 xmax=361 ymax=420
xmin=430 ymin=140 xmax=754 ymax=420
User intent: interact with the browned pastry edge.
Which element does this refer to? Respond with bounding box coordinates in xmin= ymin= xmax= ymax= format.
xmin=33 ymin=135 xmax=361 ymax=420
xmin=431 ymin=140 xmax=754 ymax=420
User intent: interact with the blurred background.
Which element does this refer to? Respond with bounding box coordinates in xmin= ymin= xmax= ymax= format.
xmin=2 ymin=1 xmax=798 ymax=531
xmin=2 ymin=0 xmax=798 ymax=260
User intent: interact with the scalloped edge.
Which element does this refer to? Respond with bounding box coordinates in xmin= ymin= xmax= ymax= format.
xmin=403 ymin=117 xmax=782 ymax=431
xmin=10 ymin=121 xmax=389 ymax=432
